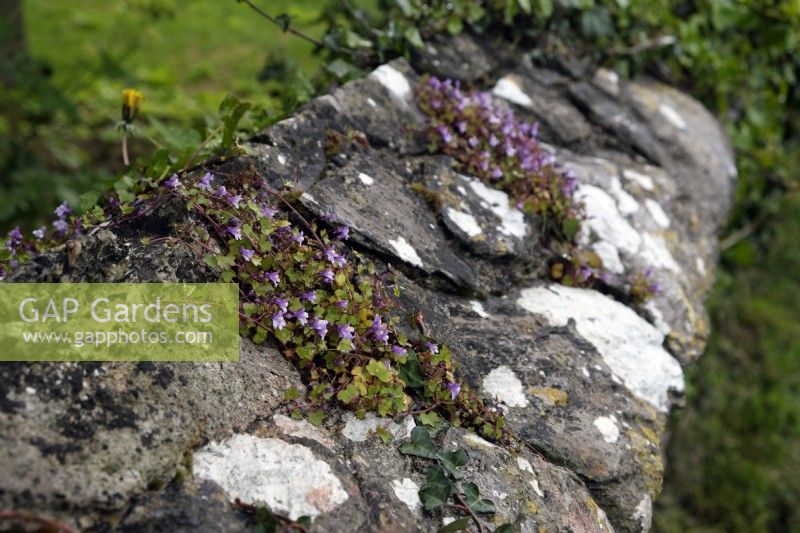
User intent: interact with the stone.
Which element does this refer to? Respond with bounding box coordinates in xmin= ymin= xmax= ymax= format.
xmin=0 ymin=31 xmax=734 ymax=533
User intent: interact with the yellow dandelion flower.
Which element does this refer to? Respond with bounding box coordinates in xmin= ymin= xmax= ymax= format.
xmin=121 ymin=89 xmax=144 ymax=124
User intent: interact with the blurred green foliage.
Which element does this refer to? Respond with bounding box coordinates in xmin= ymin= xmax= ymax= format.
xmin=1 ymin=0 xmax=325 ymax=229
xmin=2 ymin=1 xmax=800 ymax=530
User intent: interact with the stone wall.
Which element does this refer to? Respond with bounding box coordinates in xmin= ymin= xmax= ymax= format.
xmin=0 ymin=33 xmax=735 ymax=532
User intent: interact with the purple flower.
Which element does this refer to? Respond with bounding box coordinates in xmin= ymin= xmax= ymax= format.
xmin=198 ymin=172 xmax=214 ymax=191
xmin=456 ymin=121 xmax=467 ymax=134
xmin=577 ymin=266 xmax=592 ymax=282
xmin=240 ymin=248 xmax=255 ymax=262
xmin=426 ymin=342 xmax=439 ymax=354
xmin=491 ymin=167 xmax=503 ymax=180
xmin=301 ymin=290 xmax=317 ymax=303
xmin=648 ymin=281 xmax=663 ymax=295
xmin=215 ymin=186 xmax=228 ymax=197
xmin=488 ymin=134 xmax=499 ymax=147
xmin=310 ymin=316 xmax=329 ymax=339
xmin=226 ymin=223 xmax=242 ymax=240
xmin=32 ymin=226 xmax=46 ymax=240
xmin=436 ymin=125 xmax=453 ymax=144
xmin=333 ymin=226 xmax=350 ymax=241
xmin=227 ymin=194 xmax=243 ymax=208
xmin=392 ymin=345 xmax=407 ymax=356
xmin=335 ymin=299 xmax=348 ymax=309
xmin=468 ymin=136 xmax=479 ymax=148
xmin=291 ymin=309 xmax=309 ymax=325
xmin=265 ymin=271 xmax=280 ymax=286
xmin=272 ymin=312 xmax=287 ymax=330
xmin=52 ymin=219 xmax=69 ymax=235
xmin=54 ymin=201 xmax=71 ymax=219
xmin=320 ymin=269 xmax=335 ymax=284
xmin=446 ymin=382 xmax=461 ymax=400
xmin=324 ymin=246 xmax=346 ymax=267
xmin=165 ymin=173 xmax=181 ymax=189
xmin=292 ymin=231 xmax=305 ymax=245
xmin=261 ymin=205 xmax=277 ymax=218
xmin=336 ymin=324 xmax=355 ymax=340
xmin=369 ymin=314 xmax=389 ymax=344
xmin=274 ymin=297 xmax=289 ymax=313
xmin=7 ymin=227 xmax=22 ymax=245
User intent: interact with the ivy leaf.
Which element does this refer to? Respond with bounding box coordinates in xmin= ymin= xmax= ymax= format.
xmin=336 ymin=384 xmax=359 ymax=404
xmin=254 ymin=506 xmax=279 ymax=533
xmin=398 ymin=350 xmax=425 ymax=390
xmin=438 ymin=449 xmax=469 ymax=479
xmin=438 ymin=517 xmax=471 ymax=533
xmin=366 ymin=358 xmax=392 ymax=383
xmin=419 ymin=465 xmax=453 ymax=511
xmin=418 ymin=411 xmax=440 ymax=427
xmin=562 ymin=217 xmax=580 ymax=240
xmin=462 ymin=482 xmax=496 ymax=514
xmin=284 ymin=386 xmax=300 ymax=401
xmin=274 ymin=14 xmax=291 ymax=32
xmin=398 ymin=426 xmax=438 ymax=459
xmin=336 ymin=338 xmax=354 ymax=353
xmin=375 ymin=426 xmax=393 ymax=444
xmin=306 ymin=410 xmax=324 ymax=427
xmin=218 ymin=94 xmax=252 ymax=149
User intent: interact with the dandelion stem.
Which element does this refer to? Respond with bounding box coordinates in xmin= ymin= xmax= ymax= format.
xmin=122 ymin=131 xmax=130 ymax=166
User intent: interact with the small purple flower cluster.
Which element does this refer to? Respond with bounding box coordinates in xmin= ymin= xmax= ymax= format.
xmin=53 ymin=201 xmax=71 ymax=235
xmin=416 ymin=76 xmax=583 ymax=243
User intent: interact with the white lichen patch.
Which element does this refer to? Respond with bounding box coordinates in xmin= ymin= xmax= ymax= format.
xmin=577 ymin=185 xmax=641 ymax=255
xmin=644 ymin=199 xmax=671 ymax=228
xmin=609 ymin=177 xmax=639 ymax=216
xmin=277 ymin=154 xmax=287 ymax=165
xmin=192 ymin=434 xmax=348 ymax=520
xmin=445 ymin=207 xmax=482 ymax=238
xmin=273 ymin=414 xmax=334 ymax=448
xmin=462 ymin=432 xmax=497 ymax=449
xmin=532 ymin=479 xmax=544 ymax=498
xmin=388 ymin=236 xmax=423 ymax=268
xmin=482 ymin=365 xmax=529 ymax=408
xmin=644 ymin=301 xmax=672 ymax=335
xmin=515 ymin=458 xmax=545 ymax=497
xmin=369 ymin=64 xmax=411 ymax=104
xmin=578 ymin=184 xmax=680 ymax=275
xmin=632 ymin=495 xmax=653 ymax=531
xmin=593 ymin=416 xmax=620 ymax=444
xmin=516 ymin=457 xmax=534 ymax=474
xmin=391 ymin=478 xmax=422 ymax=513
xmin=592 ymin=241 xmax=624 ymax=274
xmin=341 ymin=412 xmax=414 ymax=442
xmin=491 ymin=75 xmax=534 ymax=108
xmin=639 ymin=233 xmax=680 ymax=273
xmin=464 ymin=175 xmax=527 ymax=239
xmin=696 ymin=257 xmax=707 ymax=276
xmin=622 ymin=168 xmax=655 ymax=191
xmin=517 ymin=285 xmax=684 ymax=412
xmin=357 ymin=172 xmax=375 ymax=186
xmin=470 ymin=300 xmax=490 ymax=318
xmin=301 ymin=192 xmax=318 ymax=205
xmin=658 ymin=103 xmax=688 ymax=130
xmin=367 ymin=97 xmax=377 ymax=108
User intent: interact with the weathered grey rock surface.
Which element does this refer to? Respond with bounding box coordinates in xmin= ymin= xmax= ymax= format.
xmin=0 ymin=33 xmax=735 ymax=532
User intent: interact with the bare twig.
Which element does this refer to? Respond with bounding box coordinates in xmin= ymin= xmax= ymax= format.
xmin=237 ymin=0 xmax=357 ymax=57
xmin=0 ymin=510 xmax=76 ymax=533
xmin=450 ymin=495 xmax=485 ymax=533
